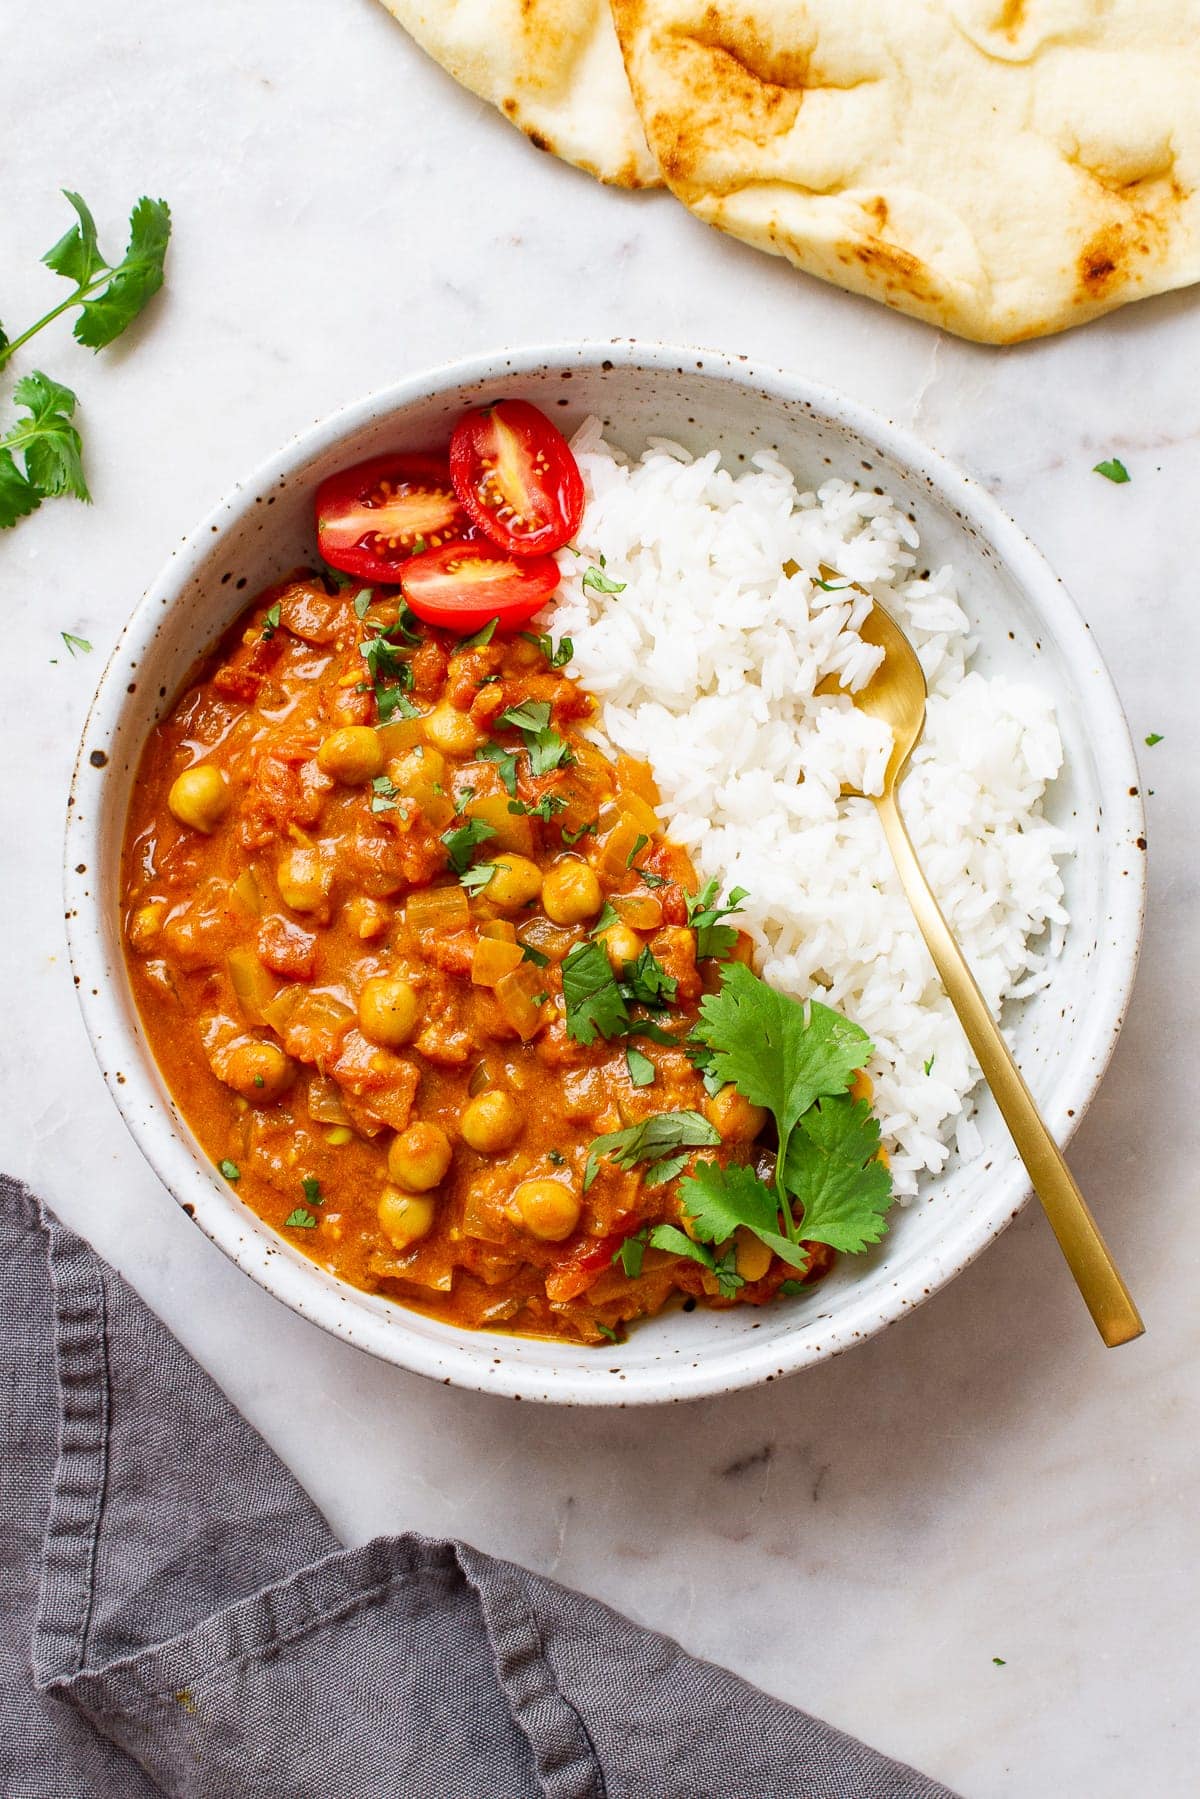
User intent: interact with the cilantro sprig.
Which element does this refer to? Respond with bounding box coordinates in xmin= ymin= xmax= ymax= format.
xmin=685 ymin=880 xmax=748 ymax=960
xmin=560 ymin=939 xmax=678 ymax=1046
xmin=584 ymin=1111 xmax=720 ymax=1191
xmin=0 ymin=373 xmax=88 ymax=528
xmin=0 ymin=192 xmax=171 ymax=370
xmin=496 ymin=700 xmax=574 ymax=776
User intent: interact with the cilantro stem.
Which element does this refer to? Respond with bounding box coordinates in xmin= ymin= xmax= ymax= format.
xmin=773 ymin=1136 xmax=801 ymax=1243
xmin=0 ymin=274 xmax=113 ymax=370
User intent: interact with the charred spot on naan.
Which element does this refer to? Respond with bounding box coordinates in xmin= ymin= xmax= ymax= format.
xmin=645 ymin=14 xmax=810 ymax=182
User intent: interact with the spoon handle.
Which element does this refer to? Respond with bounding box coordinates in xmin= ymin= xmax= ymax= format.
xmin=874 ymin=790 xmax=1143 ymax=1347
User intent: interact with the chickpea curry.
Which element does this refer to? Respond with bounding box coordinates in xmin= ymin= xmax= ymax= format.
xmin=120 ymin=403 xmax=894 ymax=1347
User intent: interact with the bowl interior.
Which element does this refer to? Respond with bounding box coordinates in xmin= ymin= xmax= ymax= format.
xmin=67 ymin=346 xmax=1144 ymax=1402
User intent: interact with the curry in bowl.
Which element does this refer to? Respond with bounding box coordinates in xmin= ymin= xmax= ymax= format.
xmin=120 ymin=399 xmax=899 ymax=1346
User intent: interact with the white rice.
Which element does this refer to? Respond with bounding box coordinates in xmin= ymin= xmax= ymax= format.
xmin=546 ymin=422 xmax=1071 ymax=1199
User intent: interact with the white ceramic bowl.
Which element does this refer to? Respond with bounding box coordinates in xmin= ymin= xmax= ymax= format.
xmin=64 ymin=343 xmax=1145 ymax=1405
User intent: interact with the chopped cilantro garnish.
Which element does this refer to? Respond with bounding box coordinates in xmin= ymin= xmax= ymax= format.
xmin=924 ymin=1054 xmax=935 ymax=1076
xmin=813 ymin=576 xmax=847 ymax=592
xmin=261 ymin=601 xmax=281 ymax=641
xmin=499 ymin=699 xmax=551 ymax=733
xmin=620 ymin=946 xmax=676 ymax=1009
xmin=61 ymin=631 xmax=92 ymax=656
xmin=352 ymin=588 xmax=372 ymax=619
xmin=561 ymin=819 xmax=596 ymax=845
xmin=1093 ymin=458 xmax=1130 ymax=484
xmin=283 ymin=1207 xmax=318 ymax=1229
xmin=685 ymin=880 xmax=748 ymax=960
xmin=478 ymin=741 xmax=519 ymax=796
xmin=370 ymin=775 xmax=402 ymax=814
xmin=591 ymin=900 xmax=619 ymax=936
xmin=376 ymin=686 xmax=420 ymax=723
xmin=218 ymin=1159 xmax=240 ymax=1183
xmin=548 ymin=1148 xmax=566 ymax=1166
xmin=992 ymin=1658 xmax=1006 ymax=1667
xmin=1145 ymin=732 xmax=1163 ymax=746
xmin=615 ymin=1234 xmax=646 ymax=1278
xmin=518 ymin=629 xmax=573 ymax=667
xmin=509 ymin=792 xmax=567 ymax=822
xmin=496 ymin=699 xmax=574 ymax=776
xmin=585 ymin=1111 xmax=719 ymax=1192
xmin=302 ymin=1176 xmax=323 ymax=1207
xmin=594 ymin=1321 xmax=620 ymax=1343
xmin=442 ymin=817 xmax=496 ymax=875
xmin=582 ymin=564 xmax=626 ymax=596
xmin=461 ymin=863 xmax=497 ymax=895
xmin=778 ymin=1279 xmax=805 ymax=1297
xmin=626 ymin=832 xmax=649 ymax=869
xmin=520 ymin=941 xmax=550 ymax=968
xmin=562 ymin=939 xmax=629 ymax=1045
xmin=457 ymin=616 xmax=498 ymax=648
xmin=625 ymin=1045 xmax=656 ymax=1088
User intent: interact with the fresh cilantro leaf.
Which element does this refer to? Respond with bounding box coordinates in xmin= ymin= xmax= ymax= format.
xmin=458 ymin=616 xmax=498 ymax=648
xmin=620 ymin=946 xmax=677 ymax=1009
xmin=626 ymin=832 xmax=650 ymax=869
xmin=359 ymin=631 xmax=412 ymax=686
xmin=321 ymin=560 xmax=354 ymax=589
xmin=694 ymin=963 xmax=871 ymax=1151
xmin=352 ymin=588 xmax=372 ymax=619
xmin=678 ymin=1161 xmax=809 ymax=1271
xmin=814 ymin=577 xmax=847 ymax=592
xmin=591 ymin=900 xmax=619 ymax=937
xmin=527 ymin=726 xmax=573 ymax=776
xmin=584 ymin=1111 xmax=719 ymax=1191
xmin=993 ymin=1658 xmax=1006 ymax=1667
xmin=511 ymin=792 xmax=567 ymax=822
xmin=595 ymin=1321 xmax=620 ymax=1343
xmin=639 ymin=869 xmax=669 ymax=888
xmin=61 ymin=631 xmax=92 ymax=656
xmin=625 ymin=1020 xmax=679 ymax=1047
xmin=442 ymin=817 xmax=497 ymax=874
xmin=261 ymin=601 xmax=281 ymax=641
xmin=561 ymin=819 xmax=596 ymax=845
xmin=1145 ymin=732 xmax=1163 ymax=747
xmin=0 ymin=372 xmax=90 ymax=527
xmin=625 ymin=1045 xmax=656 ymax=1088
xmin=376 ymin=685 xmax=420 ymax=723
xmin=479 ymin=742 xmax=519 ymax=796
xmin=1093 ymin=458 xmax=1130 ymax=484
xmin=685 ymin=880 xmax=748 ymax=960
xmin=530 ymin=990 xmax=549 ymax=1006
xmin=518 ymin=630 xmax=573 ymax=667
xmin=614 ymin=1234 xmax=646 ymax=1278
xmin=499 ymin=700 xmax=552 ymax=733
xmin=688 ymin=1042 xmax=724 ymax=1097
xmin=562 ymin=939 xmax=630 ymax=1045
xmin=781 ymin=1096 xmax=893 ymax=1253
xmin=218 ymin=1159 xmax=240 ymax=1183
xmin=582 ymin=564 xmax=626 ymax=595
xmin=520 ymin=941 xmax=550 ymax=968
xmin=923 ymin=1054 xmax=935 ymax=1076
xmin=302 ymin=1176 xmax=323 ymax=1207
xmin=461 ymin=863 xmax=497 ymax=895
xmin=371 ymin=775 xmax=402 ymax=814
xmin=42 ymin=190 xmax=103 ymax=287
xmin=283 ymin=1207 xmax=318 ymax=1229
xmin=643 ymin=1153 xmax=690 ymax=1187
xmin=647 ymin=1223 xmax=712 ymax=1268
xmin=711 ymin=1244 xmax=745 ymax=1297
xmin=548 ymin=1148 xmax=566 ymax=1166
xmin=778 ymin=1279 xmax=806 ymax=1297
xmin=72 ymin=197 xmax=172 ymax=351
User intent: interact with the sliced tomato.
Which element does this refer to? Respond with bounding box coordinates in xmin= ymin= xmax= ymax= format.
xmin=450 ymin=399 xmax=584 ymax=558
xmin=399 ymin=539 xmax=560 ymax=632
xmin=315 ymin=454 xmax=470 ymax=581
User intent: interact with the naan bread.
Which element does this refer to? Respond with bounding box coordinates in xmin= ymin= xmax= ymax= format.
xmin=380 ymin=0 xmax=661 ymax=188
xmin=610 ymin=0 xmax=1200 ymax=341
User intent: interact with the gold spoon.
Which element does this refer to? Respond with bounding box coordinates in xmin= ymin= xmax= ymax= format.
xmin=844 ymin=597 xmax=1143 ymax=1347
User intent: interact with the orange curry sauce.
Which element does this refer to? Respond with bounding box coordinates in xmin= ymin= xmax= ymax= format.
xmin=121 ymin=573 xmax=833 ymax=1343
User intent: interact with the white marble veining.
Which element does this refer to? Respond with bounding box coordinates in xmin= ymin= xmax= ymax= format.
xmin=3 ymin=3 xmax=1198 ymax=1793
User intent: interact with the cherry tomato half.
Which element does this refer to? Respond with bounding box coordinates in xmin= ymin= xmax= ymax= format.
xmin=399 ymin=539 xmax=561 ymax=632
xmin=315 ymin=454 xmax=470 ymax=581
xmin=450 ymin=399 xmax=585 ymax=558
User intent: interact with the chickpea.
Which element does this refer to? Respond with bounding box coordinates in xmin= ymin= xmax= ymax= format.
xmin=127 ymin=902 xmax=164 ymax=950
xmin=168 ymin=764 xmax=230 ymax=833
xmin=850 ymin=1069 xmax=874 ymax=1105
xmin=461 ymin=1089 xmax=522 ymax=1154
xmin=486 ymin=855 xmax=543 ymax=912
xmin=317 ymin=725 xmax=385 ymax=785
xmin=704 ymin=1085 xmax=769 ymax=1144
xmin=389 ymin=744 xmax=446 ymax=796
xmin=734 ymin=1226 xmax=773 ymax=1283
xmin=276 ymin=846 xmax=329 ymax=915
xmin=599 ymin=921 xmax=641 ymax=973
xmin=221 ymin=1038 xmax=294 ymax=1102
xmin=358 ymin=976 xmax=421 ymax=1047
xmin=388 ymin=1122 xmax=452 ymax=1192
xmin=344 ymin=895 xmax=390 ymax=940
xmin=377 ymin=1186 xmax=436 ymax=1251
xmin=542 ymin=858 xmax=603 ymax=926
xmin=510 ymin=1178 xmax=581 ymax=1242
xmin=423 ymin=701 xmax=484 ymax=755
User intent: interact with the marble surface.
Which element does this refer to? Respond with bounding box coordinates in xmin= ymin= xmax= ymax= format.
xmin=3 ymin=3 xmax=1197 ymax=1793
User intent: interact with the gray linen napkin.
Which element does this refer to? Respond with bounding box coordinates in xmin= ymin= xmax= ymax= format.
xmin=0 ymin=1175 xmax=957 ymax=1799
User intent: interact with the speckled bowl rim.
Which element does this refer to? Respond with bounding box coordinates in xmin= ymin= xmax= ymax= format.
xmin=64 ymin=341 xmax=1146 ymax=1405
